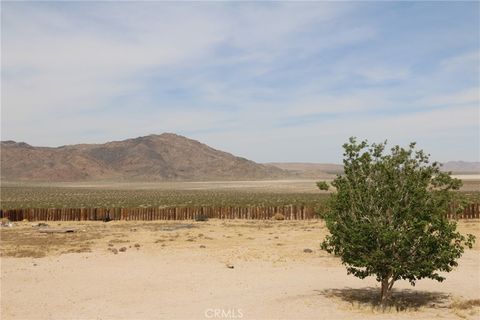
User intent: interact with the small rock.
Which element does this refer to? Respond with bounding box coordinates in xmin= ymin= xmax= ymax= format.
xmin=199 ymin=245 xmax=206 ymax=248
xmin=112 ymin=248 xmax=118 ymax=254
xmin=303 ymin=248 xmax=313 ymax=253
xmin=119 ymin=247 xmax=127 ymax=252
xmin=108 ymin=243 xmax=114 ymax=247
xmin=226 ymin=263 xmax=234 ymax=269
xmin=0 ymin=218 xmax=13 ymax=228
xmin=33 ymin=263 xmax=37 ymax=266
xmin=134 ymin=243 xmax=140 ymax=248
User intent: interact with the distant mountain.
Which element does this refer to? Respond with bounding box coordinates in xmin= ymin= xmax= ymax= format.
xmin=0 ymin=133 xmax=290 ymax=182
xmin=266 ymin=162 xmax=343 ymax=179
xmin=268 ymin=161 xmax=480 ymax=177
xmin=441 ymin=161 xmax=480 ymax=174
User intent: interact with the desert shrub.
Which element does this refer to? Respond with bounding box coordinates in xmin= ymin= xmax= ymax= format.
xmin=273 ymin=213 xmax=285 ymax=220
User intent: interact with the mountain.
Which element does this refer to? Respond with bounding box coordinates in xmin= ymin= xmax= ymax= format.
xmin=441 ymin=161 xmax=480 ymax=174
xmin=268 ymin=161 xmax=480 ymax=176
xmin=0 ymin=133 xmax=290 ymax=182
xmin=2 ymin=134 xmax=476 ymax=182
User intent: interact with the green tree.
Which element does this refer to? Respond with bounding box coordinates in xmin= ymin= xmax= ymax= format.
xmin=319 ymin=137 xmax=475 ymax=305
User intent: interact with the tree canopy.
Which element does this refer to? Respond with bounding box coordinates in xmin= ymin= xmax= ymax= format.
xmin=319 ymin=137 xmax=475 ymax=304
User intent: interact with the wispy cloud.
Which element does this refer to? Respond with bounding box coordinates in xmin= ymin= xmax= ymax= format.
xmin=2 ymin=1 xmax=479 ymax=162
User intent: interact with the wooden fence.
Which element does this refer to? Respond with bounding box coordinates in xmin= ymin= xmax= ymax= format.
xmin=1 ymin=203 xmax=479 ymax=222
xmin=447 ymin=202 xmax=480 ymax=219
xmin=0 ymin=205 xmax=317 ymax=222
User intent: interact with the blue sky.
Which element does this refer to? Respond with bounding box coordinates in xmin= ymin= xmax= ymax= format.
xmin=2 ymin=1 xmax=479 ymax=163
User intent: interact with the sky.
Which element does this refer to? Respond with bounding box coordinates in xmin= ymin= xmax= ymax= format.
xmin=1 ymin=1 xmax=479 ymax=163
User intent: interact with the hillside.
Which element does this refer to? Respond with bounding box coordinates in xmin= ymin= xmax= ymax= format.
xmin=0 ymin=133 xmax=289 ymax=182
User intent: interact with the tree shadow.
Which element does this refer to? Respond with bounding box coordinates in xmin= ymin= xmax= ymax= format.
xmin=317 ymin=287 xmax=451 ymax=312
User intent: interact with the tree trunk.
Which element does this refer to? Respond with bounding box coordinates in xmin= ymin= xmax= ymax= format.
xmin=380 ymin=276 xmax=396 ymax=307
xmin=380 ymin=278 xmax=389 ymax=306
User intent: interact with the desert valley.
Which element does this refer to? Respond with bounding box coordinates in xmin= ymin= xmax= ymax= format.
xmin=1 ymin=134 xmax=479 ymax=319
xmin=2 ymin=2 xmax=479 ymax=319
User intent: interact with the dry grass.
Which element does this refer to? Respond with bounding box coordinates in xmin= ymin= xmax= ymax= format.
xmin=320 ymin=287 xmax=451 ymax=312
xmin=320 ymin=288 xmax=480 ymax=320
xmin=2 ymin=220 xmax=477 ymax=261
xmin=0 ymin=219 xmax=329 ymax=261
xmin=450 ymin=298 xmax=480 ymax=310
xmin=0 ymin=223 xmax=103 ymax=257
xmin=449 ymin=298 xmax=480 ymax=319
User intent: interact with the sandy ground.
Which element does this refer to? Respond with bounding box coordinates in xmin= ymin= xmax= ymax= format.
xmin=1 ymin=220 xmax=479 ymax=320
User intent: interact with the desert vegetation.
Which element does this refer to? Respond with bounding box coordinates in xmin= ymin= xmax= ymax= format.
xmin=319 ymin=138 xmax=476 ymax=305
xmin=0 ymin=186 xmax=329 ymax=209
xmin=1 ymin=183 xmax=478 ymax=210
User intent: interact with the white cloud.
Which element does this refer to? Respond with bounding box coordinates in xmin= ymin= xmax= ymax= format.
xmin=2 ymin=2 xmax=352 ymax=128
xmin=2 ymin=3 xmax=229 ymax=123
